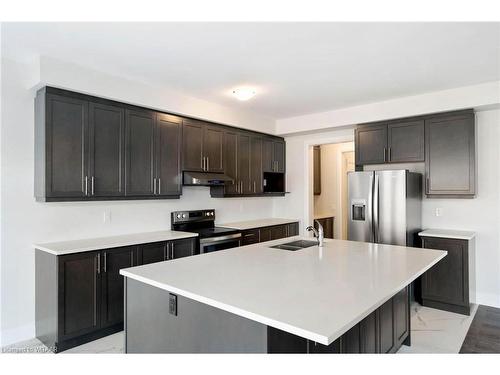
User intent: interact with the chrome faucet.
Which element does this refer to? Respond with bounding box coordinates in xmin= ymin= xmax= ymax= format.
xmin=306 ymin=220 xmax=324 ymax=247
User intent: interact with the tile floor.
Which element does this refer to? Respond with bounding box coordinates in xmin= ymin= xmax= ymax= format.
xmin=2 ymin=303 xmax=478 ymax=354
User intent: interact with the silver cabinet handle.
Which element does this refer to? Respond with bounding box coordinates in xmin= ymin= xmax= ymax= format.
xmin=206 ymin=157 xmax=209 ymax=171
xmin=254 ymin=181 xmax=256 ymax=193
xmin=91 ymin=176 xmax=95 ymax=196
xmin=240 ymin=181 xmax=243 ymax=194
xmin=84 ymin=176 xmax=88 ymax=196
xmin=97 ymin=253 xmax=100 ymax=274
xmin=163 ymin=244 xmax=167 ymax=260
xmin=104 ymin=252 xmax=107 ymax=273
xmin=170 ymin=242 xmax=174 ymax=260
xmin=153 ymin=177 xmax=157 ymax=195
xmin=388 ymin=147 xmax=391 ymax=161
xmin=383 ymin=147 xmax=387 ymax=162
xmin=158 ymin=178 xmax=161 ymax=195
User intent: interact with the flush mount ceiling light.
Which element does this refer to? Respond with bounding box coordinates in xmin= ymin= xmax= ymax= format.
xmin=232 ymin=87 xmax=256 ymax=101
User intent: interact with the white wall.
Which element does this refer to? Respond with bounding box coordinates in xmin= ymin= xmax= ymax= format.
xmin=0 ymin=56 xmax=280 ymax=346
xmin=274 ymin=109 xmax=500 ymax=308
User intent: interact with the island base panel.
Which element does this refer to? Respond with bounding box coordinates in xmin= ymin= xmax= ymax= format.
xmin=125 ymin=278 xmax=268 ymax=353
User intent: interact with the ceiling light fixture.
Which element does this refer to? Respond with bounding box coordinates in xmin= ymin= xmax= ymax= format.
xmin=232 ymin=87 xmax=256 ymax=101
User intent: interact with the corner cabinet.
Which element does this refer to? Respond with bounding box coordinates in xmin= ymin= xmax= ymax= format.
xmin=35 ymin=87 xmax=182 ymax=201
xmin=425 ymin=112 xmax=475 ymax=197
xmin=35 ymin=237 xmax=197 ymax=352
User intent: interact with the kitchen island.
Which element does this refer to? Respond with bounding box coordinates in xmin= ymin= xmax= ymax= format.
xmin=120 ymin=237 xmax=446 ymax=353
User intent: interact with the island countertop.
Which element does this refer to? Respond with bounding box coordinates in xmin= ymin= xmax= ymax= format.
xmin=120 ymin=237 xmax=446 ymax=345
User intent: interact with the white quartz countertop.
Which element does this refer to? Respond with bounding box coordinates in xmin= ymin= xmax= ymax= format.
xmin=120 ymin=237 xmax=446 ymax=345
xmin=217 ymin=218 xmax=300 ymax=230
xmin=419 ymin=229 xmax=476 ymax=240
xmin=34 ymin=230 xmax=198 ymax=256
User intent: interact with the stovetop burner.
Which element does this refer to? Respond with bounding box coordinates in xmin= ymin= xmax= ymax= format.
xmin=189 ymin=226 xmax=240 ymax=238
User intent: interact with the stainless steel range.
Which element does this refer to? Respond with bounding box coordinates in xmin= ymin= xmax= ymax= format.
xmin=171 ymin=209 xmax=241 ymax=254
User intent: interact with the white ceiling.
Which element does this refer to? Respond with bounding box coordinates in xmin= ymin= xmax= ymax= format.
xmin=2 ymin=22 xmax=500 ymax=119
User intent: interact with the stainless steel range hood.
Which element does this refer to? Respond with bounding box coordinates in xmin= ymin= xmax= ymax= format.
xmin=182 ymin=171 xmax=234 ymax=186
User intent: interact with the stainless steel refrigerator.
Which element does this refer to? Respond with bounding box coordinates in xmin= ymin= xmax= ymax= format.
xmin=347 ymin=170 xmax=422 ymax=247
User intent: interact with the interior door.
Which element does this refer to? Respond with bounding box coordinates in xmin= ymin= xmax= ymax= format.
xmin=203 ymin=125 xmax=224 ymax=173
xmin=88 ymin=102 xmax=125 ymax=197
xmin=155 ymin=113 xmax=181 ymax=196
xmin=46 ymin=94 xmax=88 ymax=198
xmin=125 ymin=109 xmax=155 ymax=196
xmin=101 ymin=247 xmax=135 ymax=328
xmin=347 ymin=171 xmax=374 ymax=242
xmin=375 ymin=170 xmax=407 ymax=246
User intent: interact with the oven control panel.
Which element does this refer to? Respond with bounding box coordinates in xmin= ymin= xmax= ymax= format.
xmin=171 ymin=209 xmax=215 ymax=224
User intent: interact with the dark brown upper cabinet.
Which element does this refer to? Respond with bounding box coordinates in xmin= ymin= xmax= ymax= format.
xmin=222 ymin=131 xmax=239 ymax=195
xmin=387 ymin=120 xmax=424 ymax=162
xmin=154 ymin=113 xmax=182 ymax=197
xmin=182 ymin=119 xmax=224 ymax=173
xmin=355 ymin=123 xmax=388 ymax=165
xmin=263 ymin=138 xmax=285 ymax=173
xmin=125 ymin=109 xmax=156 ymax=196
xmin=425 ymin=111 xmax=475 ymax=197
xmin=250 ymin=136 xmax=263 ymax=194
xmin=237 ymin=133 xmax=252 ymax=195
xmin=89 ymin=102 xmax=125 ymax=197
xmin=36 ymin=92 xmax=89 ymax=200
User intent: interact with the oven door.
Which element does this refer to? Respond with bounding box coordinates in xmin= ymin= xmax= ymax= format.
xmin=199 ymin=233 xmax=242 ymax=254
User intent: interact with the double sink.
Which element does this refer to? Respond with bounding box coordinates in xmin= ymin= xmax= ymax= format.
xmin=269 ymin=240 xmax=318 ymax=251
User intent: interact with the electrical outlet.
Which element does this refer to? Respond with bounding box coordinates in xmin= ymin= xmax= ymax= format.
xmin=169 ymin=293 xmax=177 ymax=316
xmin=103 ymin=210 xmax=112 ymax=223
xmin=435 ymin=208 xmax=443 ymax=217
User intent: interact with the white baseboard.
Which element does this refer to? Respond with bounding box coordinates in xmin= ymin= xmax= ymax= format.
xmin=475 ymin=292 xmax=500 ymax=309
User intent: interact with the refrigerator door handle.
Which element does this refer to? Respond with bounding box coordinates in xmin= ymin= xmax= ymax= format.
xmin=373 ymin=173 xmax=379 ymax=243
xmin=366 ymin=173 xmax=374 ymax=243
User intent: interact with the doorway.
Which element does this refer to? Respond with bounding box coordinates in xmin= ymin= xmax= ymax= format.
xmin=311 ymin=142 xmax=354 ymax=239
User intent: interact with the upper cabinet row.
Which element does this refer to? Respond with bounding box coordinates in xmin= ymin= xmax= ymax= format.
xmin=35 ymin=87 xmax=285 ymax=202
xmin=355 ymin=110 xmax=475 ymax=198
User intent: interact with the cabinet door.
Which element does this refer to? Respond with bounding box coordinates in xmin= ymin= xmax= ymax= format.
xmin=273 ymin=140 xmax=285 ymax=173
xmin=313 ymin=146 xmax=321 ymax=195
xmin=341 ymin=324 xmax=361 ymax=353
xmin=171 ymin=238 xmax=197 ymax=259
xmin=287 ymin=222 xmax=299 ymax=237
xmin=360 ymin=311 xmax=378 ymax=353
xmin=270 ymin=225 xmax=287 ymax=240
xmin=378 ymin=298 xmax=394 ymax=353
xmin=224 ymin=131 xmax=239 ymax=195
xmin=387 ymin=120 xmax=424 ymax=162
xmin=425 ymin=113 xmax=475 ymax=196
xmin=315 ymin=217 xmax=334 ymax=239
xmin=139 ymin=242 xmax=167 ymax=265
xmin=308 ymin=339 xmax=341 ymax=353
xmin=250 ymin=136 xmax=263 ymax=194
xmin=88 ymin=102 xmax=125 ymax=197
xmin=267 ymin=327 xmax=308 ymax=353
xmin=237 ymin=133 xmax=252 ymax=194
xmin=421 ymin=237 xmax=468 ymax=307
xmin=355 ymin=124 xmax=387 ymax=165
xmin=125 ymin=109 xmax=155 ymax=196
xmin=155 ymin=113 xmax=182 ymax=196
xmin=204 ymin=125 xmax=224 ymax=173
xmin=393 ymin=286 xmax=410 ymax=348
xmin=46 ymin=94 xmax=88 ymax=198
xmin=182 ymin=120 xmax=204 ymax=171
xmin=262 ymin=139 xmax=274 ymax=173
xmin=259 ymin=227 xmax=272 ymax=242
xmin=101 ymin=247 xmax=135 ymax=328
xmin=58 ymin=252 xmax=100 ymax=340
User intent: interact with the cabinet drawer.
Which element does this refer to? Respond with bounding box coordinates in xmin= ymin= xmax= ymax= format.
xmin=241 ymin=229 xmax=260 ymax=245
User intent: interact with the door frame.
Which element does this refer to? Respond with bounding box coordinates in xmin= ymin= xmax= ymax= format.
xmin=302 ymin=133 xmax=354 ymax=237
xmin=340 ymin=150 xmax=355 ymax=240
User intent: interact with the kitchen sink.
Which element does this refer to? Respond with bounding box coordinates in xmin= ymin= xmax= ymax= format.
xmin=269 ymin=240 xmax=318 ymax=251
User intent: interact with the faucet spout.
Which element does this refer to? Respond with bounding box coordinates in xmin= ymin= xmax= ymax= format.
xmin=306 ymin=220 xmax=324 ymax=247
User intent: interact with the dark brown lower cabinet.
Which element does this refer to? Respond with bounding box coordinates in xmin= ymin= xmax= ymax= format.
xmin=420 ymin=236 xmax=471 ymax=315
xmin=245 ymin=222 xmax=299 ymax=245
xmin=241 ymin=228 xmax=261 ymax=246
xmin=314 ymin=217 xmax=334 ymax=239
xmin=268 ymin=285 xmax=410 ymax=354
xmin=35 ymin=237 xmax=197 ymax=352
